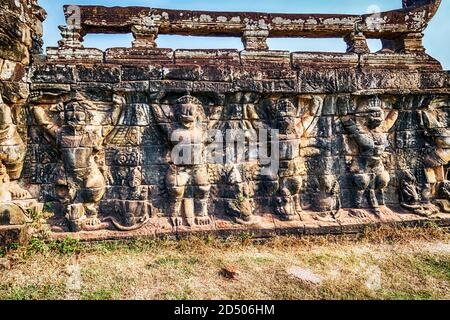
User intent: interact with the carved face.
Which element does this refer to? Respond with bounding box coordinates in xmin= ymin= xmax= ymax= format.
xmin=276 ymin=116 xmax=296 ymax=132
xmin=128 ymin=167 xmax=142 ymax=188
xmin=276 ymin=100 xmax=297 ymax=132
xmin=64 ymin=101 xmax=87 ymax=130
xmin=366 ymin=109 xmax=384 ymax=129
xmin=357 ymin=97 xmax=384 ymax=129
xmin=319 ymin=175 xmax=335 ymax=193
xmin=175 ymin=103 xmax=199 ymax=128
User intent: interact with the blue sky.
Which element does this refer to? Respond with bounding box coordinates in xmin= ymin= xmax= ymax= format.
xmin=40 ymin=0 xmax=450 ymax=69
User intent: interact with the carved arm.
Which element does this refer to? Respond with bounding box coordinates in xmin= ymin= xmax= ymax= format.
xmin=149 ymin=103 xmax=172 ymax=141
xmin=101 ymin=92 xmax=126 ymax=139
xmin=382 ymin=109 xmax=399 ymax=132
xmin=301 ymin=96 xmax=323 ymax=138
xmin=32 ymin=105 xmax=59 ymax=140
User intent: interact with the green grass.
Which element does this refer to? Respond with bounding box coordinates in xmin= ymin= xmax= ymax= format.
xmin=0 ymin=284 xmax=65 ymax=300
xmin=0 ymin=225 xmax=448 ymax=300
xmin=80 ymin=288 xmax=118 ymax=300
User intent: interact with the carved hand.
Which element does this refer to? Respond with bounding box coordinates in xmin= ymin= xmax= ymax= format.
xmin=32 ymin=106 xmax=57 ymax=139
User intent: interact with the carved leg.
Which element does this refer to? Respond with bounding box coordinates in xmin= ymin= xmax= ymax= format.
xmin=354 ymin=190 xmax=365 ymax=208
xmin=193 ymin=167 xmax=211 ymax=226
xmin=5 ymin=161 xmax=30 ymax=200
xmin=65 ymin=203 xmax=86 ymax=232
xmin=374 ymin=170 xmax=392 ymax=218
xmin=166 ymin=166 xmax=188 ymax=227
xmin=168 ymin=187 xmax=184 ymax=227
xmin=183 ymin=198 xmax=195 ymax=226
xmin=193 ymin=183 xmax=211 ymax=226
xmin=353 ymin=173 xmax=371 ymax=209
xmin=68 ymin=164 xmax=106 ymax=230
xmin=368 ymin=189 xmax=385 ymax=219
xmin=293 ymin=194 xmax=302 ymax=214
xmin=194 ymin=199 xmax=212 ymax=226
xmin=375 ymin=170 xmax=390 ymax=206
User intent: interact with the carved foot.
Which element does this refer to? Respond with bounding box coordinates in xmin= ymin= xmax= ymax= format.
xmin=171 ymin=216 xmax=183 ymax=227
xmin=314 ymin=212 xmax=336 ymax=222
xmin=74 ymin=216 xmax=110 ymax=231
xmin=235 ymin=214 xmax=256 ymax=225
xmin=278 ymin=212 xmax=301 ymax=221
xmin=186 ymin=217 xmax=195 ymax=227
xmin=372 ymin=207 xmax=387 ymax=221
xmin=195 ymin=216 xmax=212 ymax=226
xmin=332 ymin=209 xmax=342 ymax=220
xmin=9 ymin=182 xmax=31 ymax=200
xmin=348 ymin=209 xmax=370 ymax=219
xmin=423 ymin=203 xmax=440 ymax=216
xmin=83 ymin=217 xmax=102 ymax=227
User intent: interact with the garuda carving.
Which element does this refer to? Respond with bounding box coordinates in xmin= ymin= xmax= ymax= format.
xmin=419 ymin=97 xmax=450 ymax=213
xmin=0 ymin=97 xmax=30 ymax=202
xmin=32 ymin=91 xmax=125 ymax=231
xmin=340 ymin=96 xmax=398 ymax=218
xmin=265 ymin=96 xmax=323 ymax=221
xmin=150 ymin=95 xmax=213 ymax=227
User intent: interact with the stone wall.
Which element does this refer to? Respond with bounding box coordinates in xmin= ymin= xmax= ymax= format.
xmin=28 ymin=48 xmax=450 ymax=234
xmin=2 ymin=1 xmax=450 ymax=240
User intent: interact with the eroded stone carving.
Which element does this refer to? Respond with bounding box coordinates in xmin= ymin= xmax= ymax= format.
xmin=222 ymin=163 xmax=256 ymax=223
xmin=2 ymin=1 xmax=450 ymax=242
xmin=32 ymin=91 xmax=124 ymax=231
xmin=0 ymin=98 xmax=29 ymax=201
xmin=340 ymin=96 xmax=399 ymax=218
xmin=151 ymin=95 xmax=213 ymax=227
xmin=264 ymin=96 xmax=323 ymax=221
xmin=0 ymin=0 xmax=45 ymax=244
xmin=419 ymin=97 xmax=450 ymax=214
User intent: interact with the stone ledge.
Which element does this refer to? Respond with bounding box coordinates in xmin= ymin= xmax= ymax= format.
xmin=47 ymin=212 xmax=450 ymax=242
xmin=45 ymin=48 xmax=444 ymax=73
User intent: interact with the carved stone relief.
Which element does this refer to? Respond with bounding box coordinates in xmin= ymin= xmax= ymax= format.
xmin=1 ymin=1 xmax=450 ymax=242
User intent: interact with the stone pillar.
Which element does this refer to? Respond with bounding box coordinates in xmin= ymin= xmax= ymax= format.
xmin=345 ymin=32 xmax=370 ymax=54
xmin=132 ymin=25 xmax=159 ymax=48
xmin=242 ymin=23 xmax=269 ymax=51
xmin=131 ymin=13 xmax=161 ymax=48
xmin=403 ymin=32 xmax=425 ymax=53
xmin=381 ymin=33 xmax=425 ymax=54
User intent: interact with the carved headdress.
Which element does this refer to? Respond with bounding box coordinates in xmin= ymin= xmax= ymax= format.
xmin=276 ymin=99 xmax=297 ymax=118
xmin=176 ymin=95 xmax=202 ymax=106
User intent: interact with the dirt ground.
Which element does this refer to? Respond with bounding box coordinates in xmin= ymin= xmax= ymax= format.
xmin=0 ymin=224 xmax=448 ymax=300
